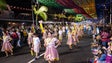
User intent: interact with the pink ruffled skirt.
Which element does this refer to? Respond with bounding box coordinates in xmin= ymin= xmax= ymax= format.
xmin=1 ymin=42 xmax=13 ymax=52
xmin=44 ymin=46 xmax=59 ymax=61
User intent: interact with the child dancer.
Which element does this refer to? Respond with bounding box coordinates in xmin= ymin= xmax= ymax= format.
xmin=32 ymin=33 xmax=41 ymax=58
xmin=44 ymin=31 xmax=60 ymax=63
xmin=67 ymin=29 xmax=76 ymax=49
xmin=42 ymin=29 xmax=47 ymax=40
xmin=28 ymin=30 xmax=33 ymax=47
xmin=1 ymin=31 xmax=13 ymax=57
xmin=58 ymin=27 xmax=63 ymax=43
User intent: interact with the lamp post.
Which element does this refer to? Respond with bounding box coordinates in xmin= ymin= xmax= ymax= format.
xmin=35 ymin=0 xmax=38 ymax=27
xmin=31 ymin=0 xmax=39 ymax=26
xmin=31 ymin=0 xmax=35 ymax=25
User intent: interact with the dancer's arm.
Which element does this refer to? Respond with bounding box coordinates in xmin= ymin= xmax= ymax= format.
xmin=55 ymin=39 xmax=61 ymax=48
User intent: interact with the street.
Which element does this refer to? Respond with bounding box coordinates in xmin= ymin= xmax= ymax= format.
xmin=0 ymin=35 xmax=93 ymax=63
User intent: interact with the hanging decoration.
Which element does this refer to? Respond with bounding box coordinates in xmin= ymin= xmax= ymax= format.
xmin=38 ymin=0 xmax=65 ymax=8
xmin=54 ymin=13 xmax=66 ymax=20
xmin=73 ymin=0 xmax=97 ymax=18
xmin=67 ymin=15 xmax=75 ymax=21
xmin=33 ymin=5 xmax=48 ymax=21
xmin=75 ymin=14 xmax=84 ymax=22
xmin=33 ymin=5 xmax=48 ymax=33
xmin=56 ymin=0 xmax=92 ymax=18
xmin=10 ymin=6 xmax=31 ymax=11
xmin=64 ymin=9 xmax=76 ymax=14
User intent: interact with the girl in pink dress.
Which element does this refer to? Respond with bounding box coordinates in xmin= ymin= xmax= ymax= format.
xmin=67 ymin=29 xmax=76 ymax=49
xmin=44 ymin=32 xmax=60 ymax=63
xmin=1 ymin=32 xmax=13 ymax=57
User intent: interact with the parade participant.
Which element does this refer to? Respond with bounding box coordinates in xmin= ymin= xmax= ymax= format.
xmin=62 ymin=26 xmax=66 ymax=37
xmin=65 ymin=25 xmax=69 ymax=37
xmin=31 ymin=33 xmax=41 ymax=58
xmin=44 ymin=31 xmax=60 ymax=63
xmin=76 ymin=25 xmax=80 ymax=40
xmin=100 ymin=28 xmax=110 ymax=48
xmin=10 ymin=30 xmax=19 ymax=48
xmin=53 ymin=27 xmax=58 ymax=38
xmin=42 ymin=28 xmax=47 ymax=40
xmin=16 ymin=29 xmax=21 ymax=47
xmin=67 ymin=29 xmax=76 ymax=49
xmin=28 ymin=30 xmax=33 ymax=47
xmin=58 ymin=27 xmax=63 ymax=43
xmin=92 ymin=28 xmax=97 ymax=43
xmin=74 ymin=29 xmax=79 ymax=45
xmin=23 ymin=29 xmax=28 ymax=44
xmin=1 ymin=31 xmax=13 ymax=57
xmin=78 ymin=25 xmax=83 ymax=38
xmin=97 ymin=49 xmax=106 ymax=63
xmin=105 ymin=42 xmax=112 ymax=63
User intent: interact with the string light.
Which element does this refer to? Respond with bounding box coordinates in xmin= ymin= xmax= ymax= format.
xmin=9 ymin=5 xmax=32 ymax=11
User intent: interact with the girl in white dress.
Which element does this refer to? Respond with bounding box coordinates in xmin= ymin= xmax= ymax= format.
xmin=58 ymin=28 xmax=63 ymax=43
xmin=32 ymin=33 xmax=41 ymax=58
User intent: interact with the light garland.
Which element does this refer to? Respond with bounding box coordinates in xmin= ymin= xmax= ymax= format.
xmin=9 ymin=5 xmax=32 ymax=11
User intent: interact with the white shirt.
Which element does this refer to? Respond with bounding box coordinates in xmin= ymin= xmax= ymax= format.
xmin=58 ymin=30 xmax=63 ymax=35
xmin=33 ymin=37 xmax=40 ymax=46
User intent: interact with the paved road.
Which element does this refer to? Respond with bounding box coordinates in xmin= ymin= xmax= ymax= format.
xmin=0 ymin=35 xmax=93 ymax=63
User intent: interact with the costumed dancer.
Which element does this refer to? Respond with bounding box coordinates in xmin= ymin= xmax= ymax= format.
xmin=16 ymin=29 xmax=21 ymax=47
xmin=53 ymin=27 xmax=58 ymax=38
xmin=77 ymin=25 xmax=82 ymax=40
xmin=74 ymin=25 xmax=79 ymax=44
xmin=58 ymin=27 xmax=63 ymax=43
xmin=1 ymin=31 xmax=13 ymax=57
xmin=80 ymin=25 xmax=84 ymax=37
xmin=31 ymin=33 xmax=41 ymax=58
xmin=62 ymin=26 xmax=66 ymax=37
xmin=43 ymin=29 xmax=47 ymax=40
xmin=73 ymin=29 xmax=79 ymax=46
xmin=65 ymin=25 xmax=69 ymax=37
xmin=44 ymin=32 xmax=60 ymax=63
xmin=67 ymin=29 xmax=76 ymax=49
xmin=28 ymin=30 xmax=33 ymax=47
